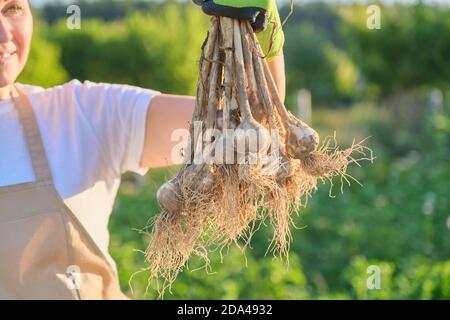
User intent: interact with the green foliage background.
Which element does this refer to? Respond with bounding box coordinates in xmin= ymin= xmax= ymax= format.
xmin=24 ymin=0 xmax=450 ymax=299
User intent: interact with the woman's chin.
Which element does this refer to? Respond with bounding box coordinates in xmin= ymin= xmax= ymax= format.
xmin=0 ymin=61 xmax=21 ymax=88
xmin=0 ymin=73 xmax=17 ymax=89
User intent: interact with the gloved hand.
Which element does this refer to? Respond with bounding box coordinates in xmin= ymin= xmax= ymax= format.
xmin=193 ymin=0 xmax=284 ymax=61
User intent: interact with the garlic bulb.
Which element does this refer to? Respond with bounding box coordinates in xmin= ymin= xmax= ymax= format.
xmin=156 ymin=178 xmax=183 ymax=214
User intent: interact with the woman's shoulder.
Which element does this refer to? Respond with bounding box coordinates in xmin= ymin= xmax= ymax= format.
xmin=15 ymin=80 xmax=159 ymax=114
xmin=16 ymin=79 xmax=83 ymax=96
xmin=15 ymin=80 xmax=90 ymax=110
xmin=13 ymin=80 xmax=87 ymax=118
xmin=15 ymin=82 xmax=46 ymax=95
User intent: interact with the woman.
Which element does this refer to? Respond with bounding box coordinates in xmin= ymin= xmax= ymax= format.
xmin=0 ymin=0 xmax=285 ymax=299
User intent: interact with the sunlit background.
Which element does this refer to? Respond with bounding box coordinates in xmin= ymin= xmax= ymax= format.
xmin=25 ymin=0 xmax=450 ymax=299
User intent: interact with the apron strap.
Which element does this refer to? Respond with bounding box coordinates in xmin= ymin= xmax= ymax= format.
xmin=11 ymin=85 xmax=54 ymax=184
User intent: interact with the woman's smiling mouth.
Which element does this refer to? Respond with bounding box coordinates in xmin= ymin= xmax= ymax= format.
xmin=0 ymin=51 xmax=16 ymax=64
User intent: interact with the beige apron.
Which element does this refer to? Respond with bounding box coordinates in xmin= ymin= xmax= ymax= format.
xmin=0 ymin=85 xmax=129 ymax=300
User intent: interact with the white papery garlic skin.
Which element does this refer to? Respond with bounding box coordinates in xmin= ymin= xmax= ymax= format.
xmin=156 ymin=178 xmax=183 ymax=214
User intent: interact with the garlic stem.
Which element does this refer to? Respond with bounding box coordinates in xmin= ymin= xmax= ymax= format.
xmin=189 ymin=17 xmax=219 ymax=162
xmin=220 ymin=17 xmax=234 ymax=131
xmin=232 ymin=19 xmax=253 ymax=123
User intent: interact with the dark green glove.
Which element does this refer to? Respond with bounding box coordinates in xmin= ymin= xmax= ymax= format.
xmin=193 ymin=0 xmax=284 ymax=61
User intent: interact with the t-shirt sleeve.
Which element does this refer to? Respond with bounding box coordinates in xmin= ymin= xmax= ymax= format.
xmin=68 ymin=79 xmax=161 ymax=177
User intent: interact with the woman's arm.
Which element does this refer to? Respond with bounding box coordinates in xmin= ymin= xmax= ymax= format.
xmin=140 ymin=53 xmax=286 ymax=169
xmin=267 ymin=52 xmax=286 ymax=104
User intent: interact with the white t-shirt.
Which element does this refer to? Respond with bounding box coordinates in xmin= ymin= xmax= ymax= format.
xmin=0 ymin=79 xmax=160 ymax=270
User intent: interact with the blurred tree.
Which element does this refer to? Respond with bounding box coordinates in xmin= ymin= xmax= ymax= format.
xmin=47 ymin=4 xmax=209 ymax=95
xmin=41 ymin=0 xmax=156 ymax=24
xmin=280 ymin=1 xmax=343 ymax=48
xmin=340 ymin=4 xmax=450 ymax=97
xmin=284 ymin=22 xmax=358 ymax=107
xmin=18 ymin=20 xmax=68 ymax=87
